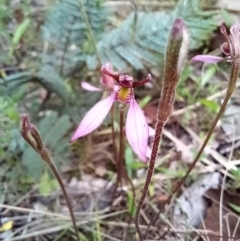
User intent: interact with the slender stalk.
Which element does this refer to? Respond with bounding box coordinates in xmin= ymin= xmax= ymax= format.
xmin=123 ymin=175 xmax=136 ymax=241
xmin=110 ymin=105 xmax=118 ymax=164
xmin=159 ymin=61 xmax=239 ymax=213
xmin=135 ymin=115 xmax=165 ymax=240
xmin=48 ymin=162 xmax=80 ymax=241
xmin=118 ymin=105 xmax=125 ymax=186
xmin=20 ymin=115 xmax=80 ymax=241
xmin=151 ymin=32 xmax=240 ymax=229
xmin=111 ymin=105 xmax=125 ymax=202
xmin=135 ymin=19 xmax=189 ymax=240
xmin=77 ymin=0 xmax=102 ymax=64
xmin=149 ymin=87 xmax=234 ymax=228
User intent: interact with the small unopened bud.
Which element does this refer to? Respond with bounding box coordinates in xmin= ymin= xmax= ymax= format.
xmin=20 ymin=115 xmax=52 ymax=164
xmin=20 ymin=114 xmax=44 ymax=152
xmin=163 ymin=18 xmax=189 ymax=88
xmin=158 ymin=19 xmax=189 ymax=122
xmin=175 ymin=19 xmax=189 ymax=75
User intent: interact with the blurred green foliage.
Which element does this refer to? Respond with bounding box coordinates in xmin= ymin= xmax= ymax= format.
xmin=0 ymin=0 xmax=222 ymax=195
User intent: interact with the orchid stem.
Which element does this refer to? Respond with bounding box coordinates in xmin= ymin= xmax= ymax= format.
xmin=110 ymin=105 xmax=117 ymax=164
xmin=151 ymin=52 xmax=240 ymax=231
xmin=20 ymin=115 xmax=80 ymax=241
xmin=48 ymin=162 xmax=80 ymax=241
xmin=158 ymin=61 xmax=239 ymax=216
xmin=118 ymin=105 xmax=125 ymax=186
xmin=135 ymin=116 xmax=165 ymax=240
xmin=134 ymin=19 xmax=188 ymax=240
xmin=111 ymin=105 xmax=125 ymax=202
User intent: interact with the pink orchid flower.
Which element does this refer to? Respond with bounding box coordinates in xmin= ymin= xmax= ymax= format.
xmin=81 ymin=62 xmax=115 ymax=92
xmin=192 ymin=24 xmax=240 ymax=63
xmin=70 ymin=65 xmax=152 ymax=163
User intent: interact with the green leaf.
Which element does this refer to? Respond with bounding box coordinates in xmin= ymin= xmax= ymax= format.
xmin=127 ymin=191 xmax=136 ymax=217
xmin=38 ymin=172 xmax=58 ymax=196
xmin=12 ymin=18 xmax=31 ymax=45
xmin=199 ymin=99 xmax=219 ymax=112
xmin=157 ymin=167 xmax=185 ymax=178
xmin=201 ymin=65 xmax=217 ymax=87
xmin=221 ymin=9 xmax=234 ymax=27
xmin=148 ymin=184 xmax=154 ymax=197
xmin=125 ymin=146 xmax=135 ymax=179
xmin=229 ymin=203 xmax=240 ymax=214
xmin=230 ymin=168 xmax=240 ymax=180
xmin=138 ymin=95 xmax=151 ymax=108
xmin=98 ymin=0 xmax=219 ymax=70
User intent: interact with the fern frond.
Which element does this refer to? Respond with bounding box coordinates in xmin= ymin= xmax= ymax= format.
xmin=98 ymin=0 xmax=219 ymax=70
xmin=42 ymin=0 xmax=109 ymax=75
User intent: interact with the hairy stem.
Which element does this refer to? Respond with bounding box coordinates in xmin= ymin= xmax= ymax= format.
xmin=135 ymin=117 xmax=165 ymax=240
xmin=135 ymin=18 xmax=188 ymax=240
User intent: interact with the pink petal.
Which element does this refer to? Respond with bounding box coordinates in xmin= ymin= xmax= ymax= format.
xmin=100 ymin=62 xmax=115 ymax=89
xmin=230 ymin=24 xmax=239 ymax=35
xmin=146 ymin=146 xmax=152 ymax=159
xmin=81 ymin=82 xmax=102 ymax=92
xmin=70 ymin=94 xmax=115 ymax=141
xmin=148 ymin=126 xmax=155 ymax=137
xmin=191 ymin=55 xmax=223 ymax=63
xmin=230 ymin=25 xmax=240 ymax=54
xmin=126 ymin=97 xmax=149 ymax=163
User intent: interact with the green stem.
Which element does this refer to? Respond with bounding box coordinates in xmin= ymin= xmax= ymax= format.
xmin=151 ymin=61 xmax=240 ymax=229
xmin=170 ymin=61 xmax=239 ymax=200
xmin=77 ymin=0 xmax=102 ymax=64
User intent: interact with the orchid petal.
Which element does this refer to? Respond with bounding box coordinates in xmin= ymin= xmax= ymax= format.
xmin=148 ymin=126 xmax=155 ymax=137
xmin=81 ymin=82 xmax=102 ymax=92
xmin=230 ymin=24 xmax=239 ymax=35
xmin=191 ymin=55 xmax=223 ymax=63
xmin=70 ymin=94 xmax=115 ymax=141
xmin=146 ymin=146 xmax=152 ymax=159
xmin=230 ymin=25 xmax=240 ymax=56
xmin=101 ymin=62 xmax=115 ymax=89
xmin=126 ymin=97 xmax=149 ymax=163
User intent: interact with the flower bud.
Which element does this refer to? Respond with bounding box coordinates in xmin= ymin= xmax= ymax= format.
xmin=20 ymin=114 xmax=43 ymax=152
xmin=164 ymin=18 xmax=189 ymax=83
xmin=158 ymin=19 xmax=189 ymax=122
